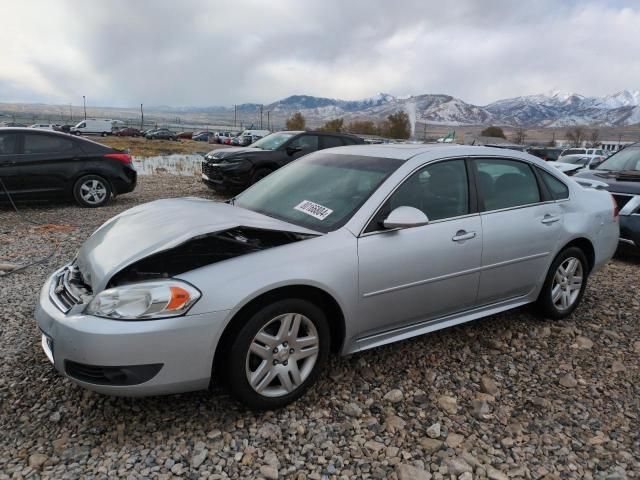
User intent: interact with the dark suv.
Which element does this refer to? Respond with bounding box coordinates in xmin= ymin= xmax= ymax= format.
xmin=0 ymin=128 xmax=136 ymax=207
xmin=575 ymin=143 xmax=640 ymax=251
xmin=201 ymin=130 xmax=364 ymax=193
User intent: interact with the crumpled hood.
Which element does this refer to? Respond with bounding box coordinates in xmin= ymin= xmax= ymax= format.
xmin=205 ymin=147 xmax=263 ymax=160
xmin=76 ymin=197 xmax=318 ymax=292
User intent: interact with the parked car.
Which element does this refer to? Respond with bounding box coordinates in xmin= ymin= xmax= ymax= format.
xmin=29 ymin=124 xmax=58 ymax=131
xmin=238 ymin=134 xmax=261 ymax=146
xmin=177 ymin=131 xmax=194 ymax=139
xmin=54 ymin=125 xmax=73 ymax=133
xmin=0 ymin=127 xmax=136 ymax=207
xmin=146 ymin=129 xmax=178 ymax=141
xmin=231 ymin=136 xmax=241 ymax=146
xmin=114 ymin=127 xmax=141 ymax=137
xmin=192 ymin=132 xmax=216 ymax=142
xmin=202 ymin=131 xmax=365 ymax=193
xmin=527 ymin=147 xmax=563 ymax=161
xmin=559 ymin=148 xmax=605 ymax=158
xmin=547 ymin=154 xmax=606 ymax=175
xmin=71 ymin=119 xmax=116 ymax=137
xmin=575 ymin=143 xmax=640 ymax=251
xmin=215 ymin=132 xmax=234 ymax=144
xmin=35 ymin=145 xmax=618 ymax=409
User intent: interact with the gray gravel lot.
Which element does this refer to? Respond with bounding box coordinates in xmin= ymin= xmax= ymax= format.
xmin=1 ymin=175 xmax=639 ymax=480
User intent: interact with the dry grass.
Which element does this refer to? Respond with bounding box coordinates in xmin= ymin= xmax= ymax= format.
xmin=95 ymin=137 xmax=230 ymax=157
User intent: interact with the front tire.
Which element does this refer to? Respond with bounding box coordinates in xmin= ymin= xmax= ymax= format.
xmin=536 ymin=247 xmax=588 ymax=319
xmin=73 ymin=174 xmax=112 ymax=208
xmin=251 ymin=168 xmax=273 ymax=185
xmin=226 ymin=299 xmax=330 ymax=410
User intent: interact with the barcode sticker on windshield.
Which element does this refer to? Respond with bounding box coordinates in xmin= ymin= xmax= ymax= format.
xmin=294 ymin=200 xmax=333 ymax=220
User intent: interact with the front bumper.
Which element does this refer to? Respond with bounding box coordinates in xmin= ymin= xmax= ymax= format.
xmin=36 ymin=272 xmax=230 ymax=396
xmin=201 ymin=161 xmax=251 ymax=191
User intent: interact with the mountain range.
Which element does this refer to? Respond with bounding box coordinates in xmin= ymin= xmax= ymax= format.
xmin=154 ymin=90 xmax=640 ymax=128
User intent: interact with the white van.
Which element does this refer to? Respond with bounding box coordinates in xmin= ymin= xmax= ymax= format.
xmin=239 ymin=129 xmax=270 ymax=138
xmin=71 ymin=119 xmax=116 ymax=136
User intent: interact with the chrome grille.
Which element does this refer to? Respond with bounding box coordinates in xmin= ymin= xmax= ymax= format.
xmin=49 ymin=265 xmax=92 ymax=313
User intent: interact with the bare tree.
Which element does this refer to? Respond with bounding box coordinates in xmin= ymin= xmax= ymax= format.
xmin=285 ymin=112 xmax=306 ymax=130
xmin=589 ymin=129 xmax=600 ymax=147
xmin=565 ymin=127 xmax=585 ymax=147
xmin=512 ymin=127 xmax=527 ymax=145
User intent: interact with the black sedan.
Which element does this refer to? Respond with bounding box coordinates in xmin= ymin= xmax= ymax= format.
xmin=145 ymin=128 xmax=177 ymax=141
xmin=575 ymin=143 xmax=640 ymax=251
xmin=0 ymin=128 xmax=136 ymax=207
xmin=201 ymin=130 xmax=364 ymax=193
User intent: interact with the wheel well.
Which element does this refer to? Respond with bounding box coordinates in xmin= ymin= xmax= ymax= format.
xmin=562 ymin=237 xmax=595 ymax=272
xmin=213 ymin=285 xmax=346 ymax=375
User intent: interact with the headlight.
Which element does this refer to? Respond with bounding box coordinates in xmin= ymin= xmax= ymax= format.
xmin=86 ymin=280 xmax=201 ymax=320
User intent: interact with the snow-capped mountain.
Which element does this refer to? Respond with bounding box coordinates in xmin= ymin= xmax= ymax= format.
xmin=149 ymin=89 xmax=640 ymax=127
xmin=485 ymin=89 xmax=640 ymax=127
xmin=259 ymin=89 xmax=640 ymax=127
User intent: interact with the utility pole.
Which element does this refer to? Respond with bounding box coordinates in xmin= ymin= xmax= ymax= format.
xmin=83 ymin=96 xmax=87 ymax=119
xmin=140 ymin=103 xmax=144 ymax=130
xmin=234 ymin=104 xmax=237 ymax=128
xmin=260 ymin=105 xmax=263 ymax=129
xmin=69 ymin=103 xmax=72 ymax=122
xmin=267 ymin=111 xmax=270 ymax=130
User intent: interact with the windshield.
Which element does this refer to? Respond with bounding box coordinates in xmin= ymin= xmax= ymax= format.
xmin=235 ymin=152 xmax=403 ymax=232
xmin=559 ymin=156 xmax=588 ymax=165
xmin=251 ymin=132 xmax=296 ymax=150
xmin=596 ymin=146 xmax=640 ymax=171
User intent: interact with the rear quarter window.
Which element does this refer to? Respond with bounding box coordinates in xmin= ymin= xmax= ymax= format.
xmin=538 ymin=168 xmax=569 ymax=200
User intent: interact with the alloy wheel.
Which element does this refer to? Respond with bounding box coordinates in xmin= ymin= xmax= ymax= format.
xmin=245 ymin=312 xmax=319 ymax=398
xmin=80 ymin=179 xmax=107 ymax=205
xmin=551 ymin=257 xmax=583 ymax=311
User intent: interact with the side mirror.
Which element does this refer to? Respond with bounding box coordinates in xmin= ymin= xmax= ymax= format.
xmin=286 ymin=145 xmax=302 ymax=156
xmin=382 ymin=206 xmax=429 ymax=229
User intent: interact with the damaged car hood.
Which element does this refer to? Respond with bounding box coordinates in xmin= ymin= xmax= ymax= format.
xmin=76 ymin=197 xmax=319 ymax=292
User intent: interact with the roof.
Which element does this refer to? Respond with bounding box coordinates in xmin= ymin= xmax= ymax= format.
xmin=330 ymin=143 xmax=540 ymax=161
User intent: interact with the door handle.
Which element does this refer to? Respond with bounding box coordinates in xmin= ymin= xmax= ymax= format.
xmin=452 ymin=230 xmax=476 ymax=242
xmin=541 ymin=215 xmax=560 ymax=225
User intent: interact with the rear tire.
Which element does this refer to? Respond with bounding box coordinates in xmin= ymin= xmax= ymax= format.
xmin=226 ymin=299 xmax=330 ymax=410
xmin=536 ymin=247 xmax=588 ymax=319
xmin=73 ymin=174 xmax=112 ymax=208
xmin=101 ymin=132 xmax=108 ymax=137
xmin=251 ymin=168 xmax=273 ymax=185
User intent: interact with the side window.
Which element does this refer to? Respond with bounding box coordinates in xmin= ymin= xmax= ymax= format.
xmin=290 ymin=135 xmax=319 ymax=152
xmin=24 ymin=134 xmax=74 ymax=154
xmin=538 ymin=168 xmax=569 ymax=200
xmin=384 ymin=159 xmax=469 ymax=224
xmin=475 ymin=158 xmax=541 ymax=211
xmin=321 ymin=136 xmax=344 ymax=149
xmin=0 ymin=133 xmax=18 ymax=155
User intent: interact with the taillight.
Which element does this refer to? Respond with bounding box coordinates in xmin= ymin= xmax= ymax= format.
xmin=611 ymin=194 xmax=619 ymax=219
xmin=104 ymin=153 xmax=132 ymax=164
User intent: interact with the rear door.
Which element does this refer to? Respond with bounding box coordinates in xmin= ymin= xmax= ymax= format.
xmin=16 ymin=132 xmax=79 ymax=194
xmin=473 ymin=157 xmax=563 ymax=305
xmin=320 ymin=135 xmax=345 ymax=149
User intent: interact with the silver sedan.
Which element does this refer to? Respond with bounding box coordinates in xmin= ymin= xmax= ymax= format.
xmin=36 ymin=145 xmax=619 ymax=409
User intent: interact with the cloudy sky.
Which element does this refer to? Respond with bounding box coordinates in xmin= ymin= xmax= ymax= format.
xmin=1 ymin=0 xmax=639 ymax=108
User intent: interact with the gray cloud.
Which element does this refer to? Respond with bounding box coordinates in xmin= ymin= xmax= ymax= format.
xmin=1 ymin=0 xmax=639 ymax=107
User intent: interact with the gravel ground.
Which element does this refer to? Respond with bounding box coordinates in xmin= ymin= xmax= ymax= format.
xmin=1 ymin=175 xmax=639 ymax=480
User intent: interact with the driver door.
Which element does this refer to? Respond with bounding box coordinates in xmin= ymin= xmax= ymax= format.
xmin=356 ymin=159 xmax=482 ymax=336
xmin=285 ymin=134 xmax=320 ymax=162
